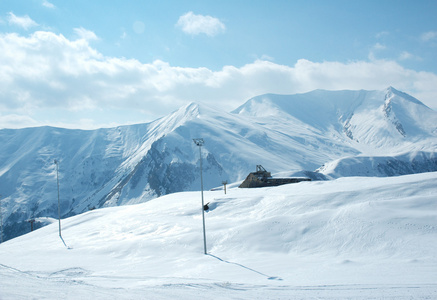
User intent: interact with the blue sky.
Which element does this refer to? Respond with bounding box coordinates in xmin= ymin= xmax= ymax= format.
xmin=1 ymin=0 xmax=436 ymax=129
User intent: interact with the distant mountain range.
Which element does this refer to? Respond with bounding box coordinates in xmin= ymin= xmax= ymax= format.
xmin=1 ymin=87 xmax=436 ymax=241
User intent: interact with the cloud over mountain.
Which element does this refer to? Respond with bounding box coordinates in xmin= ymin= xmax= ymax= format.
xmin=1 ymin=31 xmax=437 ymax=129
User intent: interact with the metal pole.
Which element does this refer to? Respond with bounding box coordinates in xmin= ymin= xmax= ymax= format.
xmin=54 ymin=160 xmax=62 ymax=238
xmin=193 ymin=138 xmax=207 ymax=255
xmin=199 ymin=144 xmax=207 ymax=255
xmin=222 ymin=181 xmax=227 ymax=194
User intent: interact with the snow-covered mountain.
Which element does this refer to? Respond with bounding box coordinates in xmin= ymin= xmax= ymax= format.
xmin=0 ymin=87 xmax=436 ymax=241
xmin=233 ymin=87 xmax=436 ymax=153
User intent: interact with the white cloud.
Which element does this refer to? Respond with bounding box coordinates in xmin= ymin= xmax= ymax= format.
xmin=398 ymin=51 xmax=422 ymax=61
xmin=368 ymin=43 xmax=386 ymax=61
xmin=74 ymin=27 xmax=99 ymax=41
xmin=421 ymin=31 xmax=437 ymax=42
xmin=0 ymin=114 xmax=39 ymax=129
xmin=176 ymin=11 xmax=225 ymax=36
xmin=259 ymin=54 xmax=275 ymax=62
xmin=42 ymin=0 xmax=55 ymax=9
xmin=373 ymin=43 xmax=386 ymax=51
xmin=1 ymin=31 xmax=436 ymax=129
xmin=7 ymin=12 xmax=38 ymax=30
xmin=399 ymin=51 xmax=413 ymax=60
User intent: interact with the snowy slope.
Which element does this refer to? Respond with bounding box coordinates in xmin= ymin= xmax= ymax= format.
xmin=317 ymin=151 xmax=437 ymax=178
xmin=1 ymin=87 xmax=436 ymax=242
xmin=0 ymin=173 xmax=436 ymax=299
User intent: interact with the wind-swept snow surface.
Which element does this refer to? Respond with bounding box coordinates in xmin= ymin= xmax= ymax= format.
xmin=1 ymin=173 xmax=436 ymax=299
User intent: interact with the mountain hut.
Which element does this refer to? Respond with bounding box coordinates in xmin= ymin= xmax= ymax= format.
xmin=239 ymin=165 xmax=311 ymax=188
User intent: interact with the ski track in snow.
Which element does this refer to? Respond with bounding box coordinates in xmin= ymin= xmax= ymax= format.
xmin=0 ymin=262 xmax=436 ymax=299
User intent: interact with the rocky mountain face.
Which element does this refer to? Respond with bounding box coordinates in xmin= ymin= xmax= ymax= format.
xmin=1 ymin=87 xmax=436 ymax=241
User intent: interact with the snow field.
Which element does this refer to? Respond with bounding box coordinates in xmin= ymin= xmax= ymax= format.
xmin=1 ymin=172 xmax=436 ymax=299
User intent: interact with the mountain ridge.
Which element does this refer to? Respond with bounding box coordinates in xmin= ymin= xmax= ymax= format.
xmin=235 ymin=87 xmax=436 ymax=153
xmin=1 ymin=87 xmax=436 ymax=241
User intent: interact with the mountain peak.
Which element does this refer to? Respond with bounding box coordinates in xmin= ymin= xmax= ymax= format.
xmin=386 ymin=86 xmax=396 ymax=92
xmin=183 ymin=101 xmax=201 ymax=115
xmin=174 ymin=101 xmax=222 ymax=119
xmin=171 ymin=102 xmax=200 ymax=120
xmin=385 ymin=86 xmax=426 ymax=107
xmin=146 ymin=102 xmax=201 ymax=136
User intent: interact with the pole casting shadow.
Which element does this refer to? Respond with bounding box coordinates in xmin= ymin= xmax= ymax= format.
xmin=207 ymin=254 xmax=282 ymax=281
xmin=60 ymin=235 xmax=72 ymax=250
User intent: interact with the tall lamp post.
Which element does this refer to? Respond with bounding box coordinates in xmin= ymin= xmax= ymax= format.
xmin=193 ymin=138 xmax=207 ymax=255
xmin=54 ymin=160 xmax=62 ymax=239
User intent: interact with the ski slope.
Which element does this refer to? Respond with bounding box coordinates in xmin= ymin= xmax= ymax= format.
xmin=1 ymin=172 xmax=436 ymax=299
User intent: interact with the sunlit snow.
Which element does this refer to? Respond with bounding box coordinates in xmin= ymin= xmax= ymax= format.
xmin=1 ymin=172 xmax=436 ymax=299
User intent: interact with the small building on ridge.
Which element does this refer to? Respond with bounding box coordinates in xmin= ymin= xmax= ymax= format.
xmin=239 ymin=165 xmax=311 ymax=188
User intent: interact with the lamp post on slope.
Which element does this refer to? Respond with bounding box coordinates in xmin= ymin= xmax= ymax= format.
xmin=193 ymin=138 xmax=207 ymax=255
xmin=222 ymin=180 xmax=228 ymax=194
xmin=54 ymin=160 xmax=62 ymax=239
